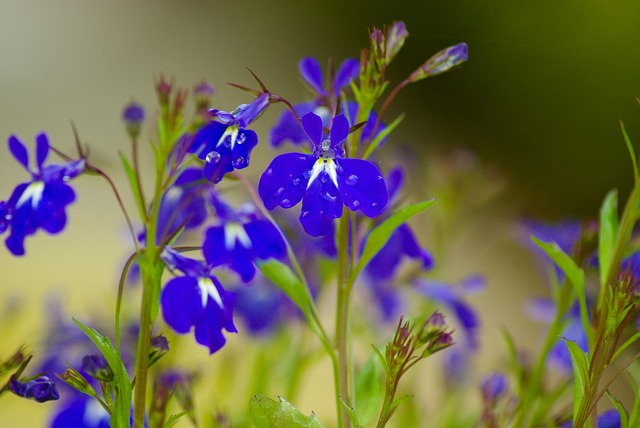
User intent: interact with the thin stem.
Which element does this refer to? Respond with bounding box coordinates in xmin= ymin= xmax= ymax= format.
xmin=131 ymin=137 xmax=148 ymax=222
xmin=115 ymin=252 xmax=139 ymax=358
xmin=336 ymin=213 xmax=352 ymax=428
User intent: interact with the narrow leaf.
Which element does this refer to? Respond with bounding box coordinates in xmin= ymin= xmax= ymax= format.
xmin=606 ymin=390 xmax=629 ymax=428
xmin=599 ymin=190 xmax=619 ymax=288
xmin=165 ymin=411 xmax=188 ymax=428
xmin=352 ymin=199 xmax=436 ymax=283
xmin=119 ymin=152 xmax=147 ymax=221
xmin=564 ymin=339 xmax=589 ymax=422
xmin=362 ymin=114 xmax=405 ymax=159
xmin=339 ymin=399 xmax=363 ymax=428
xmin=620 ymin=120 xmax=638 ymax=181
xmin=355 ymin=353 xmax=384 ymax=426
xmin=250 ymin=395 xmax=324 ymax=428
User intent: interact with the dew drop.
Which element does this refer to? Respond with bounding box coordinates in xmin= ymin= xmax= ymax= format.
xmin=335 ymin=164 xmax=344 ymax=175
xmin=322 ymin=191 xmax=337 ymax=202
xmin=265 ymin=168 xmax=274 ymax=177
xmin=301 ymin=210 xmax=310 ymax=218
xmin=344 ymin=174 xmax=359 ymax=185
xmin=352 ymin=200 xmax=360 ymax=208
xmin=237 ymin=133 xmax=247 ymax=144
xmin=303 ymin=170 xmax=311 ymax=180
xmin=320 ymin=173 xmax=329 ymax=184
xmin=292 ymin=177 xmax=301 ymax=186
xmin=281 ymin=198 xmax=292 ymax=208
xmin=206 ymin=151 xmax=221 ymax=164
xmin=62 ymin=176 xmax=70 ymax=182
xmin=223 ymin=135 xmax=232 ymax=147
xmin=233 ymin=156 xmax=245 ymax=167
xmin=372 ymin=202 xmax=379 ymax=208
xmin=274 ymin=187 xmax=285 ymax=197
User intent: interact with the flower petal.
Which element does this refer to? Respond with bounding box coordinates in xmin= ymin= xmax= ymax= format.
xmin=298 ymin=57 xmax=326 ymax=96
xmin=8 ymin=135 xmax=30 ymax=171
xmin=243 ymin=219 xmax=286 ymax=260
xmin=230 ymin=129 xmax=258 ymax=170
xmin=269 ymin=101 xmax=317 ymax=147
xmin=35 ymin=133 xmax=50 ymax=171
xmin=336 ymin=158 xmax=388 ymax=217
xmin=301 ymin=112 xmax=324 ymax=146
xmin=189 ymin=121 xmax=227 ymax=159
xmin=203 ymin=224 xmax=257 ymax=282
xmin=300 ymin=176 xmax=343 ymax=237
xmin=330 ymin=114 xmax=349 ymax=150
xmin=161 ymin=277 xmax=205 ymax=334
xmin=259 ymin=153 xmax=315 ymax=210
xmin=333 ymin=58 xmax=359 ymax=95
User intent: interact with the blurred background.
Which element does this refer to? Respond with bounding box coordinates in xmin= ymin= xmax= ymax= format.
xmin=1 ymin=1 xmax=640 ymax=425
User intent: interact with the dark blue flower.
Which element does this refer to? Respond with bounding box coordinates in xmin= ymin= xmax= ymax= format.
xmin=51 ymin=395 xmax=110 ymax=428
xmin=160 ymin=248 xmax=237 ymax=354
xmin=202 ymin=199 xmax=287 ymax=282
xmin=2 ymin=134 xmax=85 ymax=255
xmin=234 ymin=276 xmax=287 ymax=335
xmin=481 ymin=372 xmax=508 ymax=403
xmin=414 ymin=275 xmax=485 ymax=348
xmin=9 ymin=375 xmax=60 ymax=403
xmin=560 ymin=409 xmax=621 ymax=428
xmin=189 ymin=93 xmax=269 ymax=183
xmin=259 ymin=112 xmax=388 ymax=237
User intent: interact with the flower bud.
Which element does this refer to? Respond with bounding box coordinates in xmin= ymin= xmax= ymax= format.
xmin=408 ymin=43 xmax=468 ymax=83
xmin=10 ymin=375 xmax=60 ymax=403
xmin=425 ymin=331 xmax=454 ymax=355
xmin=418 ymin=311 xmax=447 ymax=343
xmin=58 ymin=366 xmax=96 ymax=397
xmin=122 ymin=101 xmax=145 ymax=140
xmin=155 ymin=74 xmax=173 ymax=108
xmin=385 ymin=21 xmax=408 ymax=64
xmin=481 ymin=372 xmax=508 ymax=404
xmin=81 ymin=354 xmax=114 ymax=383
xmin=194 ymin=80 xmax=215 ymax=112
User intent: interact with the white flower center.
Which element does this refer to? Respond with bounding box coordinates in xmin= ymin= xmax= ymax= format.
xmin=307 ymin=158 xmax=339 ymax=189
xmin=16 ymin=181 xmax=45 ymax=209
xmin=224 ymin=222 xmax=252 ymax=250
xmin=198 ymin=277 xmax=223 ymax=309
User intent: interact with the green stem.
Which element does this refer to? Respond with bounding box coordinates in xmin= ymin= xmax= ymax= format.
xmin=336 ymin=214 xmax=352 ymax=428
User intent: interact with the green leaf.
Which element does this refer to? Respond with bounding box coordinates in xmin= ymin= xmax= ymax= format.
xmin=351 ymin=199 xmax=436 ymax=283
xmin=362 ymin=114 xmax=405 ymax=159
xmin=620 ymin=120 xmax=638 ymax=181
xmin=531 ymin=236 xmax=591 ymax=346
xmin=257 ymin=260 xmax=325 ymax=344
xmin=624 ymin=371 xmax=640 ymax=427
xmin=250 ymin=395 xmax=324 ymax=428
xmin=611 ymin=331 xmax=640 ymax=365
xmin=73 ymin=318 xmax=131 ymax=428
xmin=564 ymin=339 xmax=589 ymax=422
xmin=355 ymin=353 xmax=384 ymax=426
xmin=339 ymin=399 xmax=363 ymax=428
xmin=606 ymin=390 xmax=629 ymax=428
xmin=599 ymin=190 xmax=620 ymax=288
xmin=118 ymin=152 xmax=147 ymax=221
xmin=164 ymin=411 xmax=188 ymax=428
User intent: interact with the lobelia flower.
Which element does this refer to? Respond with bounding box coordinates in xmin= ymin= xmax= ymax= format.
xmin=270 ymin=57 xmax=386 ymax=149
xmin=2 ymin=134 xmax=85 ymax=255
xmin=202 ymin=196 xmax=287 ymax=283
xmin=9 ymin=375 xmax=60 ymax=403
xmin=259 ymin=112 xmax=388 ymax=237
xmin=188 ymin=92 xmax=269 ymax=183
xmin=160 ymin=247 xmax=237 ymax=354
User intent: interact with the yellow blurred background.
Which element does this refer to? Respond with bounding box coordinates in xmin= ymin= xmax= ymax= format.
xmin=1 ymin=1 xmax=640 ymax=426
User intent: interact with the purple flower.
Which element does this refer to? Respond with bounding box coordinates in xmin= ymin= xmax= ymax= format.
xmin=202 ymin=199 xmax=287 ymax=283
xmin=51 ymin=395 xmax=110 ymax=428
xmin=481 ymin=372 xmax=508 ymax=403
xmin=414 ymin=275 xmax=485 ymax=348
xmin=189 ymin=93 xmax=269 ymax=183
xmin=269 ymin=56 xmax=387 ymax=149
xmin=234 ymin=276 xmax=288 ymax=335
xmin=160 ymin=248 xmax=237 ymax=354
xmin=2 ymin=134 xmax=85 ymax=255
xmin=259 ymin=112 xmax=388 ymax=237
xmin=9 ymin=375 xmax=60 ymax=403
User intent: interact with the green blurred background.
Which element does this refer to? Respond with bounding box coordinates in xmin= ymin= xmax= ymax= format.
xmin=1 ymin=1 xmax=640 ymax=425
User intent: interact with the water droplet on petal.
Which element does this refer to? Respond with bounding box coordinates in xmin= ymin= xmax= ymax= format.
xmin=303 ymin=170 xmax=311 ymax=180
xmin=237 ymin=133 xmax=247 ymax=144
xmin=223 ymin=135 xmax=232 ymax=147
xmin=320 ymin=173 xmax=329 ymax=184
xmin=292 ymin=177 xmax=301 ymax=186
xmin=352 ymin=200 xmax=360 ymax=208
xmin=265 ymin=168 xmax=273 ymax=177
xmin=62 ymin=175 xmax=70 ymax=182
xmin=281 ymin=198 xmax=292 ymax=208
xmin=274 ymin=187 xmax=285 ymax=197
xmin=372 ymin=202 xmax=378 ymax=208
xmin=335 ymin=164 xmax=344 ymax=175
xmin=301 ymin=210 xmax=310 ymax=218
xmin=233 ymin=156 xmax=245 ymax=167
xmin=322 ymin=191 xmax=337 ymax=202
xmin=345 ymin=174 xmax=359 ymax=185
xmin=206 ymin=151 xmax=221 ymax=164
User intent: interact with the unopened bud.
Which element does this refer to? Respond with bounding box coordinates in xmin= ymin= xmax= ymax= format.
xmin=385 ymin=21 xmax=408 ymax=64
xmin=418 ymin=311 xmax=447 ymax=343
xmin=10 ymin=375 xmax=60 ymax=403
xmin=425 ymin=331 xmax=454 ymax=355
xmin=81 ymin=354 xmax=114 ymax=383
xmin=408 ymin=43 xmax=468 ymax=83
xmin=194 ymin=80 xmax=215 ymax=112
xmin=122 ymin=101 xmax=145 ymax=140
xmin=58 ymin=367 xmax=95 ymax=396
xmin=481 ymin=372 xmax=508 ymax=404
xmin=155 ymin=74 xmax=173 ymax=108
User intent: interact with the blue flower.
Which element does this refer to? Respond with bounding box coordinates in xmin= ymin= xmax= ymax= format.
xmin=160 ymin=248 xmax=237 ymax=354
xmin=202 ymin=197 xmax=287 ymax=282
xmin=259 ymin=112 xmax=388 ymax=237
xmin=270 ymin=57 xmax=386 ymax=149
xmin=2 ymin=134 xmax=85 ymax=255
xmin=414 ymin=275 xmax=485 ymax=348
xmin=189 ymin=93 xmax=269 ymax=183
xmin=9 ymin=375 xmax=60 ymax=403
xmin=51 ymin=395 xmax=110 ymax=428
